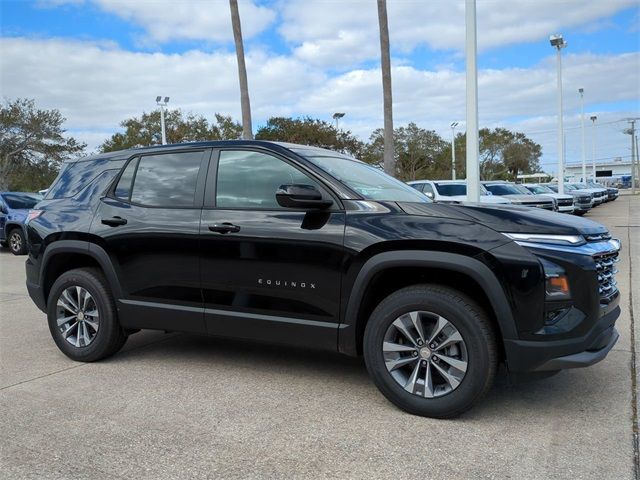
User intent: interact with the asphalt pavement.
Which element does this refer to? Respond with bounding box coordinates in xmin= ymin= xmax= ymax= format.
xmin=1 ymin=194 xmax=638 ymax=479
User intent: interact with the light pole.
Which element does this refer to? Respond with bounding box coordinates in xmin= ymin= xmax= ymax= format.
xmin=465 ymin=0 xmax=480 ymax=202
xmin=156 ymin=96 xmax=170 ymax=145
xmin=450 ymin=122 xmax=459 ymax=180
xmin=332 ymin=112 xmax=345 ymax=130
xmin=590 ymin=115 xmax=597 ymax=181
xmin=579 ymin=88 xmax=586 ymax=182
xmin=550 ymin=34 xmax=567 ymax=194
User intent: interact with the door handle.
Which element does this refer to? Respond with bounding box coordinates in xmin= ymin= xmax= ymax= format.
xmin=101 ymin=216 xmax=128 ymax=227
xmin=208 ymin=223 xmax=240 ymax=234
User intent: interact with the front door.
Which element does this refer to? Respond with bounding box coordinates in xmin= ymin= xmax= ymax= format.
xmin=91 ymin=148 xmax=210 ymax=333
xmin=200 ymin=148 xmax=346 ymax=350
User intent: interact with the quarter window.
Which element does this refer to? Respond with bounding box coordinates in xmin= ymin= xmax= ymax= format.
xmin=114 ymin=158 xmax=138 ymax=200
xmin=215 ymin=150 xmax=320 ymax=209
xmin=130 ymin=151 xmax=204 ymax=207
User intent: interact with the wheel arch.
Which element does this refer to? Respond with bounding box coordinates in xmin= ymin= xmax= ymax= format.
xmin=40 ymin=240 xmax=123 ymax=305
xmin=338 ymin=251 xmax=517 ymax=356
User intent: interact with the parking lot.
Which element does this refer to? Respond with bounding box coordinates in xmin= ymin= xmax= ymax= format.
xmin=1 ymin=194 xmax=638 ymax=480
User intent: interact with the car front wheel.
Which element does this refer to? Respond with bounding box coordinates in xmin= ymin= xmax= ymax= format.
xmin=363 ymin=284 xmax=497 ymax=418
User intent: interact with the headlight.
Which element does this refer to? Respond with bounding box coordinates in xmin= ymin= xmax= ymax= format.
xmin=538 ymin=257 xmax=571 ymax=299
xmin=503 ymin=233 xmax=585 ymax=246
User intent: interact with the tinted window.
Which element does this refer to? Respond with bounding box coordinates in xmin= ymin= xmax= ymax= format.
xmin=409 ymin=183 xmax=424 ymax=192
xmin=216 ymin=150 xmax=319 ymax=209
xmin=1 ymin=193 xmax=41 ymax=209
xmin=46 ymin=158 xmax=113 ymax=199
xmin=114 ymin=158 xmax=138 ymax=200
xmin=484 ymin=184 xmax=522 ymax=195
xmin=434 ymin=183 xmax=465 ymax=196
xmin=131 ymin=151 xmax=203 ymax=207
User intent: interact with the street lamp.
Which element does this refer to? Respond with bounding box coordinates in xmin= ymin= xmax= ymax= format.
xmin=590 ymin=115 xmax=597 ymax=181
xmin=156 ymin=96 xmax=170 ymax=145
xmin=550 ymin=34 xmax=567 ymax=194
xmin=578 ymin=88 xmax=586 ymax=182
xmin=465 ymin=0 xmax=480 ymax=203
xmin=332 ymin=112 xmax=345 ymax=130
xmin=450 ymin=122 xmax=459 ymax=180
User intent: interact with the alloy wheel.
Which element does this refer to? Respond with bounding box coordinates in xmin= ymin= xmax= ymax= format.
xmin=9 ymin=232 xmax=22 ymax=253
xmin=56 ymin=286 xmax=100 ymax=347
xmin=382 ymin=311 xmax=468 ymax=398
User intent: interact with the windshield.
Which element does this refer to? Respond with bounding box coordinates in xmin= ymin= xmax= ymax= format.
xmin=525 ymin=185 xmax=553 ymax=194
xmin=572 ymin=183 xmax=588 ymax=189
xmin=302 ymin=155 xmax=430 ymax=202
xmin=434 ymin=183 xmax=467 ymax=196
xmin=1 ymin=193 xmax=40 ymax=209
xmin=563 ymin=184 xmax=576 ymax=191
xmin=483 ymin=183 xmax=523 ymax=195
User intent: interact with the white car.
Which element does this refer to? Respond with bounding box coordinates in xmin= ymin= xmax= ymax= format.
xmin=407 ymin=180 xmax=511 ymax=204
xmin=520 ymin=184 xmax=575 ymax=214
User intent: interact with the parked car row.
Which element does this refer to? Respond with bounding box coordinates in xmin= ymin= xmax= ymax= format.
xmin=407 ymin=179 xmax=617 ymax=216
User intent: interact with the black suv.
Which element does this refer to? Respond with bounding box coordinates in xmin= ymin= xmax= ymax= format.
xmin=25 ymin=141 xmax=621 ymax=418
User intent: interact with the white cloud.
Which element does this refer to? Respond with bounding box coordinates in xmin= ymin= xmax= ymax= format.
xmin=39 ymin=0 xmax=276 ymax=43
xmin=279 ymin=0 xmax=637 ymax=67
xmin=1 ymin=36 xmax=637 ymax=170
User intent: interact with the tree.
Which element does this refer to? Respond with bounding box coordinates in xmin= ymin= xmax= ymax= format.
xmin=101 ymin=111 xmax=242 ymax=152
xmin=230 ymin=0 xmax=253 ymax=140
xmin=0 ymin=98 xmax=85 ymax=191
xmin=255 ymin=117 xmax=365 ymax=157
xmin=377 ymin=0 xmax=394 ymax=176
xmin=364 ymin=123 xmax=449 ymax=181
xmin=453 ymin=128 xmax=542 ymax=180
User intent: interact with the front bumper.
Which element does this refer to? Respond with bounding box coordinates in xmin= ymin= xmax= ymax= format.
xmin=503 ymin=304 xmax=620 ymax=372
xmin=557 ymin=205 xmax=575 ymax=213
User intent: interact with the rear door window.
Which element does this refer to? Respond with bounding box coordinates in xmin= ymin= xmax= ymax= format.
xmin=130 ymin=151 xmax=205 ymax=207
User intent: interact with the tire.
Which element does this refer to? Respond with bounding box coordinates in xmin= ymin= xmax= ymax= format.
xmin=363 ymin=284 xmax=497 ymax=418
xmin=8 ymin=228 xmax=26 ymax=255
xmin=47 ymin=268 xmax=127 ymax=362
xmin=0 ymin=240 xmax=7 ymax=248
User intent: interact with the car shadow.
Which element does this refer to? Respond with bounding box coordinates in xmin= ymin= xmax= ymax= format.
xmin=110 ymin=330 xmax=620 ymax=421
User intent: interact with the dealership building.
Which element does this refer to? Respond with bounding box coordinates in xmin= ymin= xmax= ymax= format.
xmin=564 ymin=159 xmax=634 ymax=182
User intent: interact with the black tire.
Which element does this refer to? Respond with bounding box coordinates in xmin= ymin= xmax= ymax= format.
xmin=574 ymin=211 xmax=586 ymax=216
xmin=363 ymin=284 xmax=497 ymax=418
xmin=8 ymin=228 xmax=26 ymax=255
xmin=47 ymin=268 xmax=127 ymax=362
xmin=0 ymin=240 xmax=7 ymax=248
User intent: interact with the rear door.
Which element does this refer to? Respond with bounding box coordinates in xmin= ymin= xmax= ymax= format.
xmin=199 ymin=148 xmax=346 ymax=350
xmin=91 ymin=148 xmax=210 ymax=333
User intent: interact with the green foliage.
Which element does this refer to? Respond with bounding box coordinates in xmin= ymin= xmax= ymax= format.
xmin=255 ymin=117 xmax=365 ymax=158
xmin=364 ymin=123 xmax=450 ymax=181
xmin=0 ymin=98 xmax=86 ymax=191
xmin=101 ymin=111 xmax=243 ymax=152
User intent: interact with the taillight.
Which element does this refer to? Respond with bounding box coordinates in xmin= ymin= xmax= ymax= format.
xmin=26 ymin=209 xmax=43 ymax=223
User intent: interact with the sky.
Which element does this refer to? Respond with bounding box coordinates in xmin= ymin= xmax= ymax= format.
xmin=1 ymin=0 xmax=639 ymax=175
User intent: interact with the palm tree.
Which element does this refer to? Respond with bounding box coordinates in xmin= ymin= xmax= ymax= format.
xmin=377 ymin=0 xmax=394 ymax=175
xmin=229 ymin=0 xmax=253 ymax=140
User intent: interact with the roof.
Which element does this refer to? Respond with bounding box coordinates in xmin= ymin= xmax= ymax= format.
xmin=64 ymin=140 xmax=352 ymax=164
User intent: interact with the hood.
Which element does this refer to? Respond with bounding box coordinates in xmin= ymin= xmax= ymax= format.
xmin=497 ymin=194 xmax=553 ymax=203
xmin=441 ymin=195 xmax=510 ymax=204
xmin=397 ymin=201 xmax=608 ymax=236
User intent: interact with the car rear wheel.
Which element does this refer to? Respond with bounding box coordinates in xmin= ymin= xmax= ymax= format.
xmin=47 ymin=268 xmax=127 ymax=362
xmin=8 ymin=228 xmax=26 ymax=255
xmin=363 ymin=284 xmax=497 ymax=418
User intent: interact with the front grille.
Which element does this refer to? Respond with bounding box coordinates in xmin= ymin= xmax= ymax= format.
xmin=558 ymin=199 xmax=573 ymax=206
xmin=524 ymin=202 xmax=554 ymax=210
xmin=594 ymin=250 xmax=619 ymax=299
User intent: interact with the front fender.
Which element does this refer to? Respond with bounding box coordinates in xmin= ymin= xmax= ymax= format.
xmin=337 ymin=250 xmax=517 ymax=356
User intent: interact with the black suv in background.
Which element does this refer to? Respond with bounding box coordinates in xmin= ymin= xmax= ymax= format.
xmin=25 ymin=141 xmax=621 ymax=418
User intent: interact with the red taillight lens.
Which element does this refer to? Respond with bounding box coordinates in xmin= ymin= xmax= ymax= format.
xmin=27 ymin=209 xmax=43 ymax=223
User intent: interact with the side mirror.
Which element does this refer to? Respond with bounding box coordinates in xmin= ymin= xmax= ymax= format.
xmin=424 ymin=191 xmax=434 ymax=199
xmin=486 ymin=191 xmax=493 ymax=196
xmin=0 ymin=205 xmax=7 ymax=214
xmin=276 ymin=184 xmax=333 ymax=209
